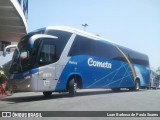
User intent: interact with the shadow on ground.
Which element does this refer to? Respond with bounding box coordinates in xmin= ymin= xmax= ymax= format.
xmin=0 ymin=89 xmax=145 ymax=104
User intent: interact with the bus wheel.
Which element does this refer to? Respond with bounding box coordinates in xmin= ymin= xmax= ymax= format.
xmin=111 ymin=88 xmax=120 ymax=91
xmin=43 ymin=91 xmax=52 ymax=97
xmin=135 ymin=80 xmax=140 ymax=91
xmin=68 ymin=78 xmax=77 ymax=97
xmin=129 ymin=80 xmax=140 ymax=91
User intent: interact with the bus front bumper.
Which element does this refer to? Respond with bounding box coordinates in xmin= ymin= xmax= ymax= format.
xmin=8 ymin=78 xmax=37 ymax=92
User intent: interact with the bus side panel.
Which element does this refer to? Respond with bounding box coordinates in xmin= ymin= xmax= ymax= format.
xmin=55 ymin=56 xmax=82 ymax=91
xmin=56 ymin=55 xmax=135 ymax=90
xmin=37 ymin=64 xmax=57 ymax=92
xmin=134 ymin=64 xmax=150 ymax=87
xmin=85 ymin=56 xmax=135 ymax=88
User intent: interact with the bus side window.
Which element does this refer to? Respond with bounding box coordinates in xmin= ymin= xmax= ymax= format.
xmin=68 ymin=36 xmax=80 ymax=56
xmin=68 ymin=35 xmax=96 ymax=57
xmin=39 ymin=40 xmax=56 ymax=66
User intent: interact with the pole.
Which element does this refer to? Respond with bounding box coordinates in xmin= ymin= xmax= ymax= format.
xmin=82 ymin=24 xmax=88 ymax=31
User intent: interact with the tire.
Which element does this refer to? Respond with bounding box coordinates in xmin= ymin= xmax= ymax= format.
xmin=147 ymin=82 xmax=151 ymax=89
xmin=135 ymin=80 xmax=140 ymax=91
xmin=68 ymin=78 xmax=77 ymax=97
xmin=129 ymin=80 xmax=140 ymax=91
xmin=111 ymin=88 xmax=120 ymax=91
xmin=43 ymin=91 xmax=52 ymax=97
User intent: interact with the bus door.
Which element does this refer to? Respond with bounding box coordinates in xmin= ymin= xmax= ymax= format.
xmin=37 ymin=39 xmax=57 ymax=91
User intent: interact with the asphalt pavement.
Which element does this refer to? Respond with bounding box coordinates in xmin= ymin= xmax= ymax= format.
xmin=0 ymin=89 xmax=160 ymax=120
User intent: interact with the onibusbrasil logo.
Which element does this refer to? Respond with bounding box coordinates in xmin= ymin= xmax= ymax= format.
xmin=1 ymin=112 xmax=42 ymax=118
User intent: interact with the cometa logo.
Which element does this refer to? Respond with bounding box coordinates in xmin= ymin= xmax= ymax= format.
xmin=88 ymin=58 xmax=112 ymax=69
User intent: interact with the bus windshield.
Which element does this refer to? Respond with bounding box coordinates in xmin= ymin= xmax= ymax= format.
xmin=9 ymin=29 xmax=72 ymax=74
xmin=10 ymin=28 xmax=45 ymax=74
xmin=10 ymin=36 xmax=40 ymax=73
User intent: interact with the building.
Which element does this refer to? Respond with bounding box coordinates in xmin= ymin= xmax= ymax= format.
xmin=0 ymin=0 xmax=28 ymax=55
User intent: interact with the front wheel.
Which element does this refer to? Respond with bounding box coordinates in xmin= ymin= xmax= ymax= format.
xmin=68 ymin=78 xmax=77 ymax=97
xmin=43 ymin=91 xmax=52 ymax=97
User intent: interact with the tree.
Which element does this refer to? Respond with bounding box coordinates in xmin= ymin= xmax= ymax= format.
xmin=156 ymin=66 xmax=160 ymax=75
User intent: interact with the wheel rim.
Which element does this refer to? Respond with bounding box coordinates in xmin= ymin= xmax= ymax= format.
xmin=136 ymin=82 xmax=140 ymax=90
xmin=74 ymin=82 xmax=77 ymax=92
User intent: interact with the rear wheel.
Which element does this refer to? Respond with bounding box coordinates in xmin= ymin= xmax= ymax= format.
xmin=68 ymin=78 xmax=77 ymax=97
xmin=111 ymin=88 xmax=120 ymax=91
xmin=43 ymin=91 xmax=52 ymax=97
xmin=129 ymin=80 xmax=140 ymax=91
xmin=135 ymin=80 xmax=140 ymax=90
xmin=147 ymin=82 xmax=151 ymax=89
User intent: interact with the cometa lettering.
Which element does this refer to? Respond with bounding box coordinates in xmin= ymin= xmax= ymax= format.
xmin=88 ymin=58 xmax=112 ymax=69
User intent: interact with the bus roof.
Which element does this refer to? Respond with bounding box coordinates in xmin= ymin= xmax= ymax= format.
xmin=46 ymin=26 xmax=114 ymax=43
xmin=45 ymin=26 xmax=148 ymax=58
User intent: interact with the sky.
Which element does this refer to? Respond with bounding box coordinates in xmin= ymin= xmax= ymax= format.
xmin=28 ymin=0 xmax=160 ymax=70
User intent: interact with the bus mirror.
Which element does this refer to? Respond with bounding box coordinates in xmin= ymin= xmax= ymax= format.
xmin=3 ymin=45 xmax=17 ymax=57
xmin=3 ymin=48 xmax=10 ymax=56
xmin=3 ymin=49 xmax=9 ymax=56
xmin=29 ymin=34 xmax=58 ymax=49
xmin=30 ymin=34 xmax=58 ymax=42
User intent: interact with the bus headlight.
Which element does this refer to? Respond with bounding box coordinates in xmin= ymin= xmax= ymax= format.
xmin=27 ymin=84 xmax=31 ymax=88
xmin=24 ymin=75 xmax=31 ymax=80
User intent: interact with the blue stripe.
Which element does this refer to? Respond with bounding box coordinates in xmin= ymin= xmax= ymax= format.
xmin=12 ymin=68 xmax=39 ymax=79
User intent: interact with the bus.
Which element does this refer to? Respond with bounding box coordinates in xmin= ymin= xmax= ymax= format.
xmin=150 ymin=70 xmax=160 ymax=89
xmin=7 ymin=26 xmax=150 ymax=97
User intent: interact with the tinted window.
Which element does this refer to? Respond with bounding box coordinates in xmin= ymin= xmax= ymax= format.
xmin=68 ymin=36 xmax=80 ymax=56
xmin=68 ymin=35 xmax=124 ymax=61
xmin=46 ymin=30 xmax=72 ymax=58
xmin=39 ymin=39 xmax=56 ymax=66
xmin=68 ymin=35 xmax=149 ymax=66
xmin=120 ymin=47 xmax=149 ymax=66
xmin=95 ymin=42 xmax=124 ymax=61
xmin=68 ymin=35 xmax=96 ymax=56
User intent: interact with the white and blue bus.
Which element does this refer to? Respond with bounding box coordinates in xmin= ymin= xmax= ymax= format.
xmin=8 ymin=26 xmax=150 ymax=97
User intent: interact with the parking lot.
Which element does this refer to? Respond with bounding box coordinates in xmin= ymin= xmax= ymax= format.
xmin=0 ymin=89 xmax=160 ymax=116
